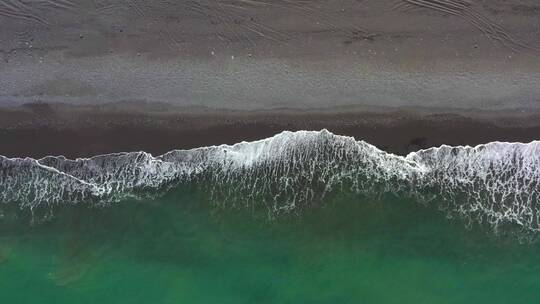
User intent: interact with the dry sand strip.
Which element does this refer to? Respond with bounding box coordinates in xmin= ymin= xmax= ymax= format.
xmin=0 ymin=0 xmax=539 ymax=113
xmin=393 ymin=0 xmax=539 ymax=52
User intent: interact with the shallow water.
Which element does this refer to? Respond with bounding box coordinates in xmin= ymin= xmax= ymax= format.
xmin=1 ymin=187 xmax=539 ymax=303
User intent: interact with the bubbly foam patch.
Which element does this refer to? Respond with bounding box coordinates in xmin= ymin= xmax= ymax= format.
xmin=1 ymin=130 xmax=539 ymax=233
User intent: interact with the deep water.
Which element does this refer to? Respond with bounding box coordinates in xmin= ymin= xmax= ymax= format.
xmin=1 ymin=186 xmax=539 ymax=304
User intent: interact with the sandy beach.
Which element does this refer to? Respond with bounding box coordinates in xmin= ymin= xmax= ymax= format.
xmin=0 ymin=0 xmax=539 ymax=157
xmin=0 ymin=103 xmax=539 ymax=158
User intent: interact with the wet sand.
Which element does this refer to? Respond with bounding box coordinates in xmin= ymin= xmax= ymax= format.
xmin=1 ymin=104 xmax=539 ymax=158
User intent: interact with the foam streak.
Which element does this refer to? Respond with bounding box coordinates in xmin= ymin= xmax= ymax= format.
xmin=1 ymin=130 xmax=539 ymax=233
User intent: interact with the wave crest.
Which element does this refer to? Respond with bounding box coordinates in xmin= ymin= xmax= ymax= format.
xmin=1 ymin=130 xmax=539 ymax=233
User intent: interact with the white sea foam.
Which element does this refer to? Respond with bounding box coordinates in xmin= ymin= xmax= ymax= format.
xmin=1 ymin=130 xmax=539 ymax=233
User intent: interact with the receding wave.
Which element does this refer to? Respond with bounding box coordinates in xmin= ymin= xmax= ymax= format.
xmin=1 ymin=130 xmax=539 ymax=234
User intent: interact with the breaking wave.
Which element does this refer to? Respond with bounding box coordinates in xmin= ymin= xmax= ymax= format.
xmin=1 ymin=130 xmax=539 ymax=234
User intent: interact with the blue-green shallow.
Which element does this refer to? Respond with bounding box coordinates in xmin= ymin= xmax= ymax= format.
xmin=1 ymin=187 xmax=539 ymax=303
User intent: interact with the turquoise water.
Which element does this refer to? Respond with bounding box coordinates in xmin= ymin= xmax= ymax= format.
xmin=1 ymin=187 xmax=539 ymax=303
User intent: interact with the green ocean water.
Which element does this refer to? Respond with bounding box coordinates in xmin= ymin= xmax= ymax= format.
xmin=1 ymin=187 xmax=539 ymax=303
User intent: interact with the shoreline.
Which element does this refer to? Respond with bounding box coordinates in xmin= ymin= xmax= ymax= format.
xmin=2 ymin=104 xmax=540 ymax=159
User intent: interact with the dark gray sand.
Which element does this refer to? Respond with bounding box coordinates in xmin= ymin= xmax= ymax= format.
xmin=0 ymin=0 xmax=539 ymax=157
xmin=1 ymin=103 xmax=539 ymax=158
xmin=1 ymin=0 xmax=539 ymax=110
